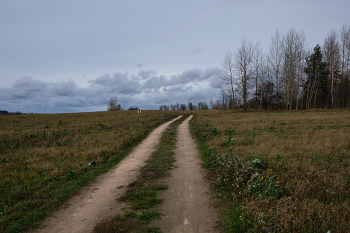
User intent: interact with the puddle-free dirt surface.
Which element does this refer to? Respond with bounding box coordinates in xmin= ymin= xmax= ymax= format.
xmin=153 ymin=115 xmax=217 ymax=232
xmin=32 ymin=115 xmax=182 ymax=233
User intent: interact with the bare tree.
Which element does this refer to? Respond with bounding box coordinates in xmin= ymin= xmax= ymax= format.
xmin=108 ymin=96 xmax=122 ymax=111
xmin=253 ymin=43 xmax=263 ymax=107
xmin=234 ymin=39 xmax=255 ymax=111
xmin=268 ymin=30 xmax=284 ymax=106
xmin=324 ymin=29 xmax=341 ymax=108
xmin=220 ymin=89 xmax=228 ymax=109
xmin=198 ymin=102 xmax=208 ymax=110
xmin=340 ymin=24 xmax=350 ymax=107
xmin=282 ymin=28 xmax=306 ymax=110
xmin=180 ymin=104 xmax=187 ymax=110
xmin=221 ymin=50 xmax=235 ymax=109
xmin=188 ymin=102 xmax=194 ymax=110
xmin=209 ymin=99 xmax=215 ymax=109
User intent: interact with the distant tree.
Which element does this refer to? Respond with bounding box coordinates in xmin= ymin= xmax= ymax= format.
xmin=159 ymin=105 xmax=169 ymax=110
xmin=180 ymin=104 xmax=187 ymax=110
xmin=215 ymin=100 xmax=221 ymax=109
xmin=170 ymin=104 xmax=176 ymax=110
xmin=188 ymin=102 xmax=194 ymax=110
xmin=198 ymin=102 xmax=208 ymax=110
xmin=128 ymin=107 xmax=139 ymax=110
xmin=108 ymin=96 xmax=122 ymax=111
xmin=209 ymin=99 xmax=215 ymax=109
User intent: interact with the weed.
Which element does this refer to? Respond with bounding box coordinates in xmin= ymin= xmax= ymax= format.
xmin=268 ymin=126 xmax=276 ymax=132
xmin=88 ymin=161 xmax=98 ymax=168
xmin=226 ymin=129 xmax=237 ymax=135
xmin=137 ymin=210 xmax=163 ymax=225
xmin=263 ymin=175 xmax=283 ymax=197
xmin=251 ymin=158 xmax=267 ymax=169
xmin=112 ymin=214 xmax=125 ymax=221
xmin=225 ymin=137 xmax=234 ymax=146
xmin=67 ymin=170 xmax=76 ymax=179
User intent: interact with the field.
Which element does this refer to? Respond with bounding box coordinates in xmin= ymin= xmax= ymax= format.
xmin=190 ymin=109 xmax=350 ymax=232
xmin=1 ymin=109 xmax=350 ymax=232
xmin=0 ymin=110 xmax=180 ymax=233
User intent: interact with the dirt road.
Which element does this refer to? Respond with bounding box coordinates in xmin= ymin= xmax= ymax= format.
xmin=32 ymin=116 xmax=182 ymax=233
xmin=153 ymin=115 xmax=217 ymax=232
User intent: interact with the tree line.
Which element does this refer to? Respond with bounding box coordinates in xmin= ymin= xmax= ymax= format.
xmin=221 ymin=25 xmax=350 ymax=110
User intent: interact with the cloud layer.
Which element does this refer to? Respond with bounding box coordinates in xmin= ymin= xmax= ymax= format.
xmin=1 ymin=67 xmax=222 ymax=113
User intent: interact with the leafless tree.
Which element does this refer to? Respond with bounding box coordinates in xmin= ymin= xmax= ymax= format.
xmin=340 ymin=24 xmax=350 ymax=107
xmin=220 ymin=89 xmax=228 ymax=109
xmin=253 ymin=42 xmax=263 ymax=107
xmin=188 ymin=102 xmax=194 ymax=110
xmin=180 ymin=104 xmax=187 ymax=110
xmin=234 ymin=39 xmax=255 ymax=111
xmin=268 ymin=30 xmax=284 ymax=105
xmin=108 ymin=96 xmax=122 ymax=111
xmin=282 ymin=28 xmax=307 ymax=110
xmin=198 ymin=102 xmax=208 ymax=110
xmin=324 ymin=29 xmax=341 ymax=108
xmin=209 ymin=99 xmax=215 ymax=109
xmin=221 ymin=50 xmax=235 ymax=108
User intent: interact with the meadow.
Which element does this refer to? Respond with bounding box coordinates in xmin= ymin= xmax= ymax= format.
xmin=2 ymin=109 xmax=350 ymax=233
xmin=0 ymin=110 xmax=180 ymax=233
xmin=191 ymin=109 xmax=350 ymax=232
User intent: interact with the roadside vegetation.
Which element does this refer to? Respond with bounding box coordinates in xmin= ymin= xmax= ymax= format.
xmin=0 ymin=110 xmax=182 ymax=233
xmin=191 ymin=109 xmax=350 ymax=232
xmin=92 ymin=115 xmax=189 ymax=233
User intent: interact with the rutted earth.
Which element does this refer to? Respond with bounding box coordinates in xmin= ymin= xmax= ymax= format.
xmin=32 ymin=115 xmax=216 ymax=233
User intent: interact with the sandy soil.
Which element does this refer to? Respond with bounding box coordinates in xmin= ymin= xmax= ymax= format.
xmin=153 ymin=115 xmax=217 ymax=232
xmin=32 ymin=115 xmax=182 ymax=233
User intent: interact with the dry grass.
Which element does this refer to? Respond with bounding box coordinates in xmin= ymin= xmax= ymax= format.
xmin=0 ymin=110 xmax=182 ymax=233
xmin=191 ymin=109 xmax=350 ymax=232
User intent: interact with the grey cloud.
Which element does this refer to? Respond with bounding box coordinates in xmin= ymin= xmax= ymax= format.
xmin=137 ymin=70 xmax=158 ymax=80
xmin=52 ymin=79 xmax=77 ymax=97
xmin=136 ymin=63 xmax=145 ymax=68
xmin=190 ymin=48 xmax=201 ymax=54
xmin=88 ymin=72 xmax=142 ymax=95
xmin=2 ymin=67 xmax=222 ymax=113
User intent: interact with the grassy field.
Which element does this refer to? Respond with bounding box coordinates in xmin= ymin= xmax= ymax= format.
xmin=0 ymin=110 xmax=182 ymax=233
xmin=190 ymin=109 xmax=350 ymax=232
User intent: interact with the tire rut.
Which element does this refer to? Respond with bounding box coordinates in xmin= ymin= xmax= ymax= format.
xmin=153 ymin=115 xmax=217 ymax=232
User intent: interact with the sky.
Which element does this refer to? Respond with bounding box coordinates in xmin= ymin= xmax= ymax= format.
xmin=1 ymin=0 xmax=349 ymax=113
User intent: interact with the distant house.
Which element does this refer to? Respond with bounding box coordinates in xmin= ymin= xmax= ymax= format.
xmin=0 ymin=110 xmax=9 ymax=116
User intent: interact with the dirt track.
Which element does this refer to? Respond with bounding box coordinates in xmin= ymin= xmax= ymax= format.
xmin=32 ymin=116 xmax=182 ymax=233
xmin=152 ymin=115 xmax=217 ymax=232
xmin=32 ymin=114 xmax=216 ymax=233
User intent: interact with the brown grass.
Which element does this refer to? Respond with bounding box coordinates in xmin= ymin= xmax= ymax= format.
xmin=191 ymin=109 xmax=350 ymax=232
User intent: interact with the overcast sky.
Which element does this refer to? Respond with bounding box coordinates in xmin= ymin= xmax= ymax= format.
xmin=1 ymin=0 xmax=349 ymax=113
